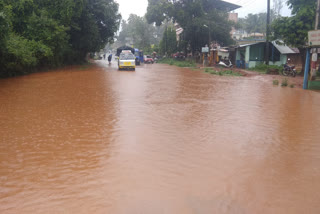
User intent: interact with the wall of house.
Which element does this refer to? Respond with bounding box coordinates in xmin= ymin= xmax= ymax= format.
xmin=235 ymin=43 xmax=293 ymax=68
xmin=245 ymin=46 xmax=250 ymax=68
xmin=287 ymin=54 xmax=302 ymax=66
xmin=248 ymin=61 xmax=261 ymax=68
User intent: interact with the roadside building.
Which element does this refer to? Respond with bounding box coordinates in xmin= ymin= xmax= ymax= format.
xmin=235 ymin=41 xmax=297 ymax=69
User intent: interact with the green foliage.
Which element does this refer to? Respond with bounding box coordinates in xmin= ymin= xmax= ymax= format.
xmin=116 ymin=14 xmax=164 ymax=51
xmin=249 ymin=64 xmax=283 ymax=74
xmin=0 ymin=0 xmax=121 ymax=77
xmin=271 ymin=0 xmax=316 ymax=72
xmin=272 ymin=15 xmax=314 ymax=48
xmin=273 ymin=79 xmax=279 ymax=85
xmin=238 ymin=12 xmax=276 ymax=35
xmin=146 ymin=0 xmax=234 ymax=53
xmin=281 ymin=78 xmax=288 ymax=86
xmin=290 ymin=84 xmax=295 ymax=88
xmin=159 ymin=26 xmax=177 ymax=55
xmin=158 ymin=58 xmax=196 ymax=67
xmin=204 ymin=68 xmax=242 ymax=76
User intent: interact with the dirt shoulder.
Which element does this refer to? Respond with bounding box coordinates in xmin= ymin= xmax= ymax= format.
xmin=196 ymin=65 xmax=304 ymax=88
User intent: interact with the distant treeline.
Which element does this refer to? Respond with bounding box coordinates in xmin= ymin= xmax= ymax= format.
xmin=0 ymin=0 xmax=121 ymax=77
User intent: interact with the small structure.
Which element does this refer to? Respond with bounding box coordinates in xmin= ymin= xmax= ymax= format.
xmin=235 ymin=41 xmax=296 ymax=69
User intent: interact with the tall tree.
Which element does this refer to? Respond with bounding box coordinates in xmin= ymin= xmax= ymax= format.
xmin=159 ymin=26 xmax=177 ymax=55
xmin=0 ymin=0 xmax=121 ymax=77
xmin=146 ymin=0 xmax=234 ymax=53
xmin=273 ymin=0 xmax=284 ymax=17
xmin=116 ymin=14 xmax=162 ymax=51
xmin=271 ymin=0 xmax=316 ymax=72
xmin=237 ymin=11 xmax=276 ymax=35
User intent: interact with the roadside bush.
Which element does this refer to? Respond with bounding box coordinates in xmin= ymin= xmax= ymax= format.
xmin=204 ymin=68 xmax=242 ymax=76
xmin=281 ymin=78 xmax=288 ymax=87
xmin=158 ymin=58 xmax=196 ymax=67
xmin=273 ymin=80 xmax=279 ymax=85
xmin=249 ymin=64 xmax=283 ymax=74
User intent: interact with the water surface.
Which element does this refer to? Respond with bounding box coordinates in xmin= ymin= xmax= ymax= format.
xmin=1 ymin=62 xmax=320 ymax=213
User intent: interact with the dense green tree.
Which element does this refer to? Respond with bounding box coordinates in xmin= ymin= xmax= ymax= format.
xmin=116 ymin=14 xmax=165 ymax=51
xmin=237 ymin=11 xmax=277 ymax=35
xmin=271 ymin=0 xmax=316 ymax=72
xmin=146 ymin=0 xmax=234 ymax=53
xmin=0 ymin=0 xmax=121 ymax=77
xmin=159 ymin=26 xmax=177 ymax=55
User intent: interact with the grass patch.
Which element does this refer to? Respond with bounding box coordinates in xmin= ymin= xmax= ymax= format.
xmin=249 ymin=64 xmax=283 ymax=74
xmin=78 ymin=62 xmax=93 ymax=70
xmin=205 ymin=68 xmax=242 ymax=76
xmin=290 ymin=84 xmax=295 ymax=88
xmin=273 ymin=80 xmax=279 ymax=85
xmin=158 ymin=58 xmax=196 ymax=67
xmin=281 ymin=78 xmax=288 ymax=87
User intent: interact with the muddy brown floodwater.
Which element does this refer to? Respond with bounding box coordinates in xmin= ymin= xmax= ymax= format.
xmin=1 ymin=61 xmax=320 ymax=214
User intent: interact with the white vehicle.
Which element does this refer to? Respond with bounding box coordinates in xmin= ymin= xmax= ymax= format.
xmin=118 ymin=52 xmax=136 ymax=71
xmin=218 ymin=58 xmax=233 ymax=68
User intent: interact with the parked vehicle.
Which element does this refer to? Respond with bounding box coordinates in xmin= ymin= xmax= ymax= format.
xmin=116 ymin=46 xmax=135 ymax=57
xmin=144 ymin=55 xmax=154 ymax=64
xmin=118 ymin=52 xmax=136 ymax=71
xmin=154 ymin=57 xmax=158 ymax=63
xmin=218 ymin=57 xmax=233 ymax=68
xmin=172 ymin=52 xmax=185 ymax=60
xmin=134 ymin=48 xmax=144 ymax=64
xmin=283 ymin=64 xmax=296 ymax=77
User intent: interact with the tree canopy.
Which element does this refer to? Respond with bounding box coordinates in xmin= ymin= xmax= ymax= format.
xmin=272 ymin=0 xmax=316 ymax=48
xmin=145 ymin=0 xmax=234 ymax=53
xmin=159 ymin=26 xmax=177 ymax=55
xmin=0 ymin=0 xmax=121 ymax=77
xmin=271 ymin=0 xmax=317 ymax=72
xmin=115 ymin=14 xmax=166 ymax=53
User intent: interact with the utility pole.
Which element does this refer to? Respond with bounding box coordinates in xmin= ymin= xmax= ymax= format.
xmin=310 ymin=0 xmax=320 ymax=80
xmin=304 ymin=0 xmax=320 ymax=88
xmin=265 ymin=0 xmax=270 ymax=65
xmin=315 ymin=0 xmax=320 ymax=30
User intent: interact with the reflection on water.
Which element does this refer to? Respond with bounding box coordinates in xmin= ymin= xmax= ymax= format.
xmin=1 ymin=63 xmax=320 ymax=213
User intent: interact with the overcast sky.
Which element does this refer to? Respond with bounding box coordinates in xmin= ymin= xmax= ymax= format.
xmin=115 ymin=0 xmax=291 ymax=21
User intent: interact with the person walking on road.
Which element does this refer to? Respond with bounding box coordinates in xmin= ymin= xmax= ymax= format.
xmin=108 ymin=54 xmax=112 ymax=64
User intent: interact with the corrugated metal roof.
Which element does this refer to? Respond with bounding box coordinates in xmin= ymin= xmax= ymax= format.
xmin=203 ymin=0 xmax=241 ymax=12
xmin=239 ymin=42 xmax=264 ymax=47
xmin=238 ymin=41 xmax=297 ymax=54
xmin=271 ymin=41 xmax=295 ymax=54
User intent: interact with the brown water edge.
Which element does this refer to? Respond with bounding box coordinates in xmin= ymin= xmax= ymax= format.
xmin=1 ymin=61 xmax=320 ymax=213
xmin=194 ymin=66 xmax=305 ymax=88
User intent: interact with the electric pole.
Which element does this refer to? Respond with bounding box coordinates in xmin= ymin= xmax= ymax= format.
xmin=315 ymin=0 xmax=320 ymax=30
xmin=266 ymin=0 xmax=270 ymax=65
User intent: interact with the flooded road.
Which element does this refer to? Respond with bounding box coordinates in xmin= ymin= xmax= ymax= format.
xmin=1 ymin=61 xmax=320 ymax=213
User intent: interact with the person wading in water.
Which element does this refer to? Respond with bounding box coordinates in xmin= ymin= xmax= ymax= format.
xmin=108 ymin=54 xmax=112 ymax=64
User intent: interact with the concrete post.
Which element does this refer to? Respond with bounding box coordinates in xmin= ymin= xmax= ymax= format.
xmin=303 ymin=49 xmax=311 ymax=89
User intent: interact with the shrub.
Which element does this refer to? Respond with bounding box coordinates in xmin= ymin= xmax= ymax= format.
xmin=249 ymin=64 xmax=283 ymax=74
xmin=158 ymin=58 xmax=196 ymax=67
xmin=204 ymin=69 xmax=242 ymax=76
xmin=281 ymin=78 xmax=288 ymax=87
xmin=290 ymin=84 xmax=295 ymax=88
xmin=273 ymin=80 xmax=279 ymax=85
